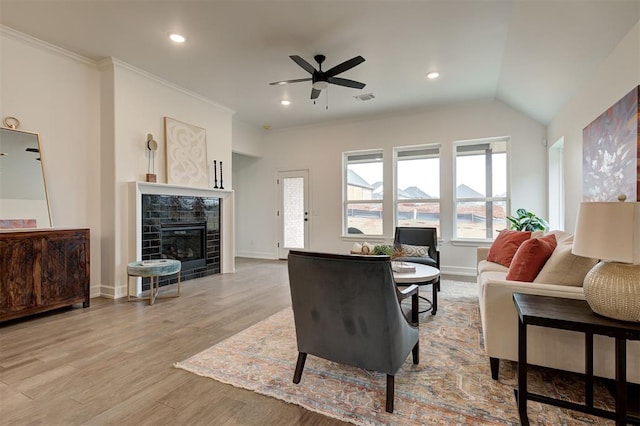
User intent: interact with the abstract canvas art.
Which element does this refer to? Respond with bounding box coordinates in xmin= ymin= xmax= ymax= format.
xmin=582 ymin=85 xmax=640 ymax=202
xmin=165 ymin=117 xmax=208 ymax=188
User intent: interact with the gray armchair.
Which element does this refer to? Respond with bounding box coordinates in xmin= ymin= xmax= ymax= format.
xmin=287 ymin=250 xmax=419 ymax=413
xmin=393 ymin=226 xmax=441 ymax=314
xmin=393 ymin=226 xmax=439 ymax=269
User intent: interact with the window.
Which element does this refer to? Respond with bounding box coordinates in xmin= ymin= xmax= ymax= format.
xmin=548 ymin=137 xmax=564 ymax=231
xmin=394 ymin=145 xmax=440 ymax=234
xmin=454 ymin=138 xmax=509 ymax=239
xmin=344 ymin=150 xmax=383 ymax=235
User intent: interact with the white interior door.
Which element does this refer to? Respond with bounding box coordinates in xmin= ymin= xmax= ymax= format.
xmin=278 ymin=170 xmax=309 ymax=259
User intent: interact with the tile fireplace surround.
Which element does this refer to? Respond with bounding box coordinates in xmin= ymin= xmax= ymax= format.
xmin=130 ymin=181 xmax=234 ymax=297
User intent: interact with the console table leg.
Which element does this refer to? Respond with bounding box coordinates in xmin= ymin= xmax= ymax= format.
xmin=585 ymin=332 xmax=593 ymax=407
xmin=615 ymin=337 xmax=627 ymax=425
xmin=517 ymin=318 xmax=529 ymax=425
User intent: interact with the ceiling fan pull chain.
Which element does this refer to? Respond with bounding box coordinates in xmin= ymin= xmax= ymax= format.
xmin=326 ymin=88 xmax=329 ymax=110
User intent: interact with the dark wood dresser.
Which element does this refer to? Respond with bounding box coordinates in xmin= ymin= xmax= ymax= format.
xmin=0 ymin=228 xmax=90 ymax=322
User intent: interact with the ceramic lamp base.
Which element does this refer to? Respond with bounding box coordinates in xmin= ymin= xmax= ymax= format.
xmin=583 ymin=262 xmax=640 ymax=322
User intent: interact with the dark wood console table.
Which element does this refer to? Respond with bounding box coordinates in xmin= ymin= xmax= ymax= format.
xmin=512 ymin=292 xmax=639 ymax=425
xmin=0 ymin=228 xmax=90 ymax=322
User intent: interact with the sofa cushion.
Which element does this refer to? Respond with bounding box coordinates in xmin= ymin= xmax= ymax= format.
xmin=478 ymin=259 xmax=509 ymax=275
xmin=486 ymin=230 xmax=532 ymax=267
xmin=533 ymin=231 xmax=599 ymax=287
xmin=506 ymin=234 xmax=557 ymax=282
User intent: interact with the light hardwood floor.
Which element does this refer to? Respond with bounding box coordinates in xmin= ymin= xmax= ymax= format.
xmin=0 ymin=258 xmax=348 ymax=425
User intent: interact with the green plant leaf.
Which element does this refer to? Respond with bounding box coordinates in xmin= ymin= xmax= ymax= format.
xmin=508 ymin=209 xmax=548 ymax=232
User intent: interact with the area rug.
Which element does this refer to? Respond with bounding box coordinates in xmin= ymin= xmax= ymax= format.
xmin=175 ymin=281 xmax=615 ymax=425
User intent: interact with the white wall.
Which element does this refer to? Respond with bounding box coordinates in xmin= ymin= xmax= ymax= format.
xmin=102 ymin=59 xmax=234 ymax=298
xmin=0 ymin=27 xmax=103 ymax=296
xmin=234 ymin=99 xmax=547 ymax=275
xmin=548 ymin=20 xmax=640 ymax=233
xmin=232 ymin=119 xmax=264 ymax=157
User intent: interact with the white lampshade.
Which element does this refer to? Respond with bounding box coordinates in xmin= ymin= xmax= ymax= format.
xmin=572 ymin=201 xmax=640 ymax=264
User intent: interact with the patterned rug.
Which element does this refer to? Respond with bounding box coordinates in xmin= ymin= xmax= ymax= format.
xmin=175 ymin=281 xmax=616 ymax=425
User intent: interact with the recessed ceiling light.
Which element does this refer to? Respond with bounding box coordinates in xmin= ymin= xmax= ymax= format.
xmin=281 ymin=100 xmax=291 ymax=106
xmin=169 ymin=33 xmax=186 ymax=43
xmin=426 ymin=72 xmax=440 ymax=79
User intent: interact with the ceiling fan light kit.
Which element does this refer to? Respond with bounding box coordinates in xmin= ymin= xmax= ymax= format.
xmin=270 ymin=54 xmax=366 ymax=101
xmin=312 ymin=81 xmax=329 ymax=90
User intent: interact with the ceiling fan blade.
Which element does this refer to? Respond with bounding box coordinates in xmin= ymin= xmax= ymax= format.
xmin=325 ymin=56 xmax=365 ymax=78
xmin=328 ymin=77 xmax=366 ymax=89
xmin=290 ymin=55 xmax=317 ymax=75
xmin=269 ymin=78 xmax=311 ymax=86
xmin=311 ymin=88 xmax=321 ymax=100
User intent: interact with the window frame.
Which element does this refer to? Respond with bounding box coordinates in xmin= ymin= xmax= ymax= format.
xmin=393 ymin=144 xmax=441 ymax=231
xmin=452 ymin=137 xmax=510 ymax=241
xmin=342 ymin=149 xmax=384 ymax=237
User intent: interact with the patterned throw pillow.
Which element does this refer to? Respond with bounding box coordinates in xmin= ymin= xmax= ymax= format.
xmin=400 ymin=244 xmax=429 ymax=257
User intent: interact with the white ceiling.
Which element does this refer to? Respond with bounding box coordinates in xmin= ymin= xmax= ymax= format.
xmin=1 ymin=1 xmax=639 ymax=130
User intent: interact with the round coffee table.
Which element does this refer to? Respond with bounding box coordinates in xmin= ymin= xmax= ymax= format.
xmin=392 ymin=262 xmax=440 ymax=315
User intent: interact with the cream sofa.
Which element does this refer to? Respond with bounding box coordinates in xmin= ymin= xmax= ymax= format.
xmin=477 ymin=231 xmax=640 ymax=384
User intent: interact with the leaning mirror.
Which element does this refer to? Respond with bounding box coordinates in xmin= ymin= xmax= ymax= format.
xmin=0 ymin=126 xmax=53 ymax=229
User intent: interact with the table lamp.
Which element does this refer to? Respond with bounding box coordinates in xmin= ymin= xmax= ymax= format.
xmin=572 ymin=196 xmax=639 ymax=322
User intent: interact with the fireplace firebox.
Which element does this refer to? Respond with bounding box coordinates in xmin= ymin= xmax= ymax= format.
xmin=161 ymin=222 xmax=207 ymax=270
xmin=141 ymin=193 xmax=221 ymax=290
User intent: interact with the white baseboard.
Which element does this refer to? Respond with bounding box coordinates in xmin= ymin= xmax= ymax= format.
xmin=440 ymin=265 xmax=477 ymax=277
xmin=99 ymin=284 xmax=128 ymax=299
xmin=235 ymin=251 xmax=278 ymax=260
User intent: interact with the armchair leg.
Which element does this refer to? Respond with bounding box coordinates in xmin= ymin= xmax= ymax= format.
xmin=386 ymin=374 xmax=395 ymax=413
xmin=490 ymin=357 xmax=500 ymax=380
xmin=412 ymin=341 xmax=419 ymax=365
xmin=293 ymin=352 xmax=307 ymax=384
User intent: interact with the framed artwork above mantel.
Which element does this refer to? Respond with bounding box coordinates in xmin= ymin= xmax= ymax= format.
xmin=582 ymin=85 xmax=640 ymax=202
xmin=164 ymin=117 xmax=208 ymax=188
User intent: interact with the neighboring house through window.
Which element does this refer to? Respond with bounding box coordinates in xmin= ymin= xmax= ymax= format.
xmin=344 ymin=150 xmax=383 ymax=236
xmin=394 ymin=145 xmax=441 ymax=234
xmin=454 ymin=138 xmax=509 ymax=239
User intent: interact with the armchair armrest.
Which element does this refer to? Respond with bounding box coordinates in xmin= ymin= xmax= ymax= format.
xmin=396 ymin=284 xmax=419 ymax=326
xmin=396 ymin=284 xmax=419 ymax=301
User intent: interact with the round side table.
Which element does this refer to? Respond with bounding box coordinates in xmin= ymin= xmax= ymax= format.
xmin=127 ymin=259 xmax=181 ymax=305
xmin=392 ymin=262 xmax=440 ymax=315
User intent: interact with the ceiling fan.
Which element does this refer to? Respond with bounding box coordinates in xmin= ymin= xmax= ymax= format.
xmin=270 ymin=54 xmax=366 ymax=100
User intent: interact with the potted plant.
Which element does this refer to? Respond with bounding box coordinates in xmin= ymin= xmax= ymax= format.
xmin=506 ymin=208 xmax=549 ymax=232
xmin=372 ymin=244 xmax=393 ymax=256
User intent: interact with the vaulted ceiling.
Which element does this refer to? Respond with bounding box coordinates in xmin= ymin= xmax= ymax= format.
xmin=1 ymin=1 xmax=638 ymax=130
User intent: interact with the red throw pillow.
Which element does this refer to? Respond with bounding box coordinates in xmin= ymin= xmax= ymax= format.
xmin=487 ymin=230 xmax=532 ymax=267
xmin=506 ymin=234 xmax=557 ymax=282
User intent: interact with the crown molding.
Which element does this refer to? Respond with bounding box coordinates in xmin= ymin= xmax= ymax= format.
xmin=1 ymin=25 xmax=235 ymax=115
xmin=0 ymin=25 xmax=96 ymax=68
xmin=99 ymin=57 xmax=236 ymax=115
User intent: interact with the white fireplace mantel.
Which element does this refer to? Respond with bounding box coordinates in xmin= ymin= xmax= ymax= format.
xmin=130 ymin=181 xmax=235 ymax=289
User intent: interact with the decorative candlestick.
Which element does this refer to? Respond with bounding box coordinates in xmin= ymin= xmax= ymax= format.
xmin=219 ymin=161 xmax=224 ymax=189
xmin=213 ymin=160 xmax=218 ymax=189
